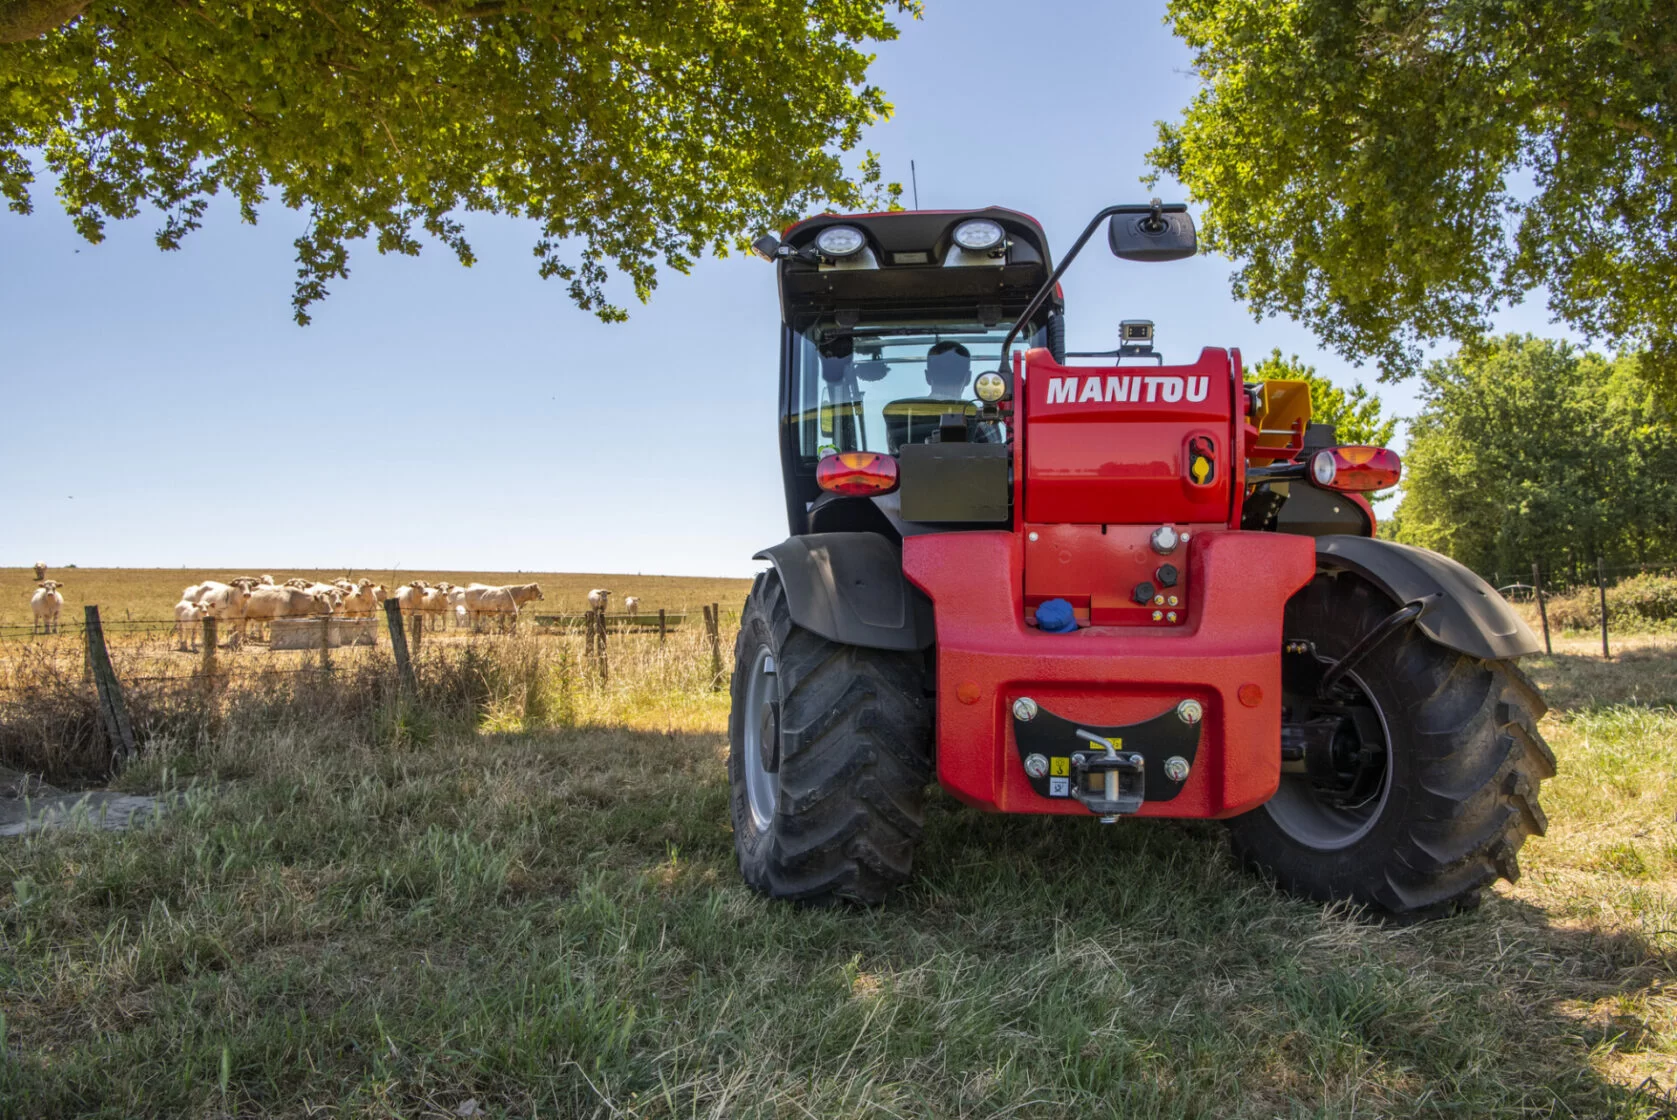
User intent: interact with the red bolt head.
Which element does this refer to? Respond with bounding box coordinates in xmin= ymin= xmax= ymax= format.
xmin=1238 ymin=683 xmax=1263 ymax=708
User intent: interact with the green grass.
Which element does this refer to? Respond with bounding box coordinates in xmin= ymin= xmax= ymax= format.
xmin=2 ymin=647 xmax=1676 ymax=1117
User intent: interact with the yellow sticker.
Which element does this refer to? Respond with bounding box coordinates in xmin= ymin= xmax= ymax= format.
xmin=1049 ymin=756 xmax=1070 ymax=777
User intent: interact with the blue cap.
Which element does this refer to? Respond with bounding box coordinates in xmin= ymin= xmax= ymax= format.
xmin=1035 ymin=598 xmax=1078 ymax=633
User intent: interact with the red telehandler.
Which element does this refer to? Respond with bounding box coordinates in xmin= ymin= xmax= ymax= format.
xmin=730 ymin=203 xmax=1552 ymax=918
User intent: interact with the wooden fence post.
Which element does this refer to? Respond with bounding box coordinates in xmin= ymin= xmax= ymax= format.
xmin=704 ymin=603 xmax=723 ymax=691
xmin=658 ymin=608 xmax=667 ymax=643
xmin=1597 ymin=557 xmax=1611 ymax=660
xmin=384 ymin=598 xmax=418 ymax=697
xmin=593 ymin=606 xmax=609 ymax=684
xmin=85 ymin=606 xmax=138 ymax=762
xmin=1532 ymin=562 xmax=1551 ymax=656
xmin=201 ymin=615 xmax=218 ymax=681
xmin=319 ymin=616 xmax=332 ymax=673
xmin=411 ymin=610 xmax=423 ymax=654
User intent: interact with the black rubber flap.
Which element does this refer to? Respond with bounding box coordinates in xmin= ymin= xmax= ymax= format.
xmin=1013 ymin=701 xmax=1201 ymax=804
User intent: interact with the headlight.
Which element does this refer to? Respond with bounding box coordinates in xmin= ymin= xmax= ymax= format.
xmin=974 ymin=372 xmax=1007 ymax=402
xmin=815 ymin=225 xmax=867 ymax=258
xmin=952 ymin=219 xmax=1005 ymax=252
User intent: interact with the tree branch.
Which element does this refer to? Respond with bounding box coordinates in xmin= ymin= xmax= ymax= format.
xmin=0 ymin=0 xmax=89 ymax=43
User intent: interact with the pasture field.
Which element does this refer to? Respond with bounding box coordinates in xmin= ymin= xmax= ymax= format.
xmin=2 ymin=631 xmax=1676 ymax=1116
xmin=0 ymin=567 xmax=755 ymax=628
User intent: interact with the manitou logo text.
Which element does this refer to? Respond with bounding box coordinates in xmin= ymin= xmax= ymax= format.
xmin=1044 ymin=375 xmax=1210 ymax=405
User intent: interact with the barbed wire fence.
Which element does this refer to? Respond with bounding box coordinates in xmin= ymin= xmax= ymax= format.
xmin=1486 ymin=557 xmax=1677 ymax=660
xmin=0 ymin=598 xmax=738 ymax=783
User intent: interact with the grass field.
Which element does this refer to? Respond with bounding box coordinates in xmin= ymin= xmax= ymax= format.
xmin=3 ymin=628 xmax=1676 ymax=1115
xmin=0 ymin=568 xmax=755 ymax=628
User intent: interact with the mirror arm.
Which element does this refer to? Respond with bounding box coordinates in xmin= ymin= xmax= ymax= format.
xmin=995 ymin=201 xmax=1188 ymax=375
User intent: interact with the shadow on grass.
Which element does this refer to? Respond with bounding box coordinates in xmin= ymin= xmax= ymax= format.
xmin=4 ymin=718 xmax=1672 ymax=1117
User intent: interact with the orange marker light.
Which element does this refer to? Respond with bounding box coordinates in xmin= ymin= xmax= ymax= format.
xmin=816 ymin=451 xmax=900 ymax=496
xmin=1238 ymin=683 xmax=1263 ymax=708
xmin=1309 ymin=446 xmax=1402 ymax=493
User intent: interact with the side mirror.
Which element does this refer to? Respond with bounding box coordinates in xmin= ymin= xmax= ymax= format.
xmin=1108 ymin=210 xmax=1196 ymax=262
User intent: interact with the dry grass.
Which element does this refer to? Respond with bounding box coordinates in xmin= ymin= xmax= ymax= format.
xmin=2 ymin=628 xmax=1676 ymax=1116
xmin=0 ymin=567 xmax=753 ymax=628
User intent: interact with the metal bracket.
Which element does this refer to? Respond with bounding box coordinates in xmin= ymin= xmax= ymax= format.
xmin=1317 ymin=598 xmax=1429 ymax=699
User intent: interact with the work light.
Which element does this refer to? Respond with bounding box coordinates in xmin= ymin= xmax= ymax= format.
xmin=952 ymin=219 xmax=1005 ymax=252
xmin=974 ymin=372 xmax=1007 ymax=402
xmin=814 ymin=225 xmax=867 ymax=258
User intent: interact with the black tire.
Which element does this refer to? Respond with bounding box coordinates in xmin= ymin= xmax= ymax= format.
xmin=1228 ymin=571 xmax=1556 ymax=919
xmin=728 ymin=568 xmax=933 ymax=905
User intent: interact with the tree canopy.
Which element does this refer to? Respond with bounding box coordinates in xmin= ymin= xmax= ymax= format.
xmin=1390 ymin=336 xmax=1677 ymax=579
xmin=0 ymin=0 xmax=912 ymax=322
xmin=1151 ymin=1 xmax=1677 ymax=391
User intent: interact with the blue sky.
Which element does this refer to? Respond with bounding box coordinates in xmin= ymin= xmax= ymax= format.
xmin=1 ymin=0 xmax=1572 ymax=575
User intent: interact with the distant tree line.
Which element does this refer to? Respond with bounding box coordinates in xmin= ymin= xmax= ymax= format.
xmin=1251 ymin=336 xmax=1677 ymax=583
xmin=1388 ymin=336 xmax=1677 ymax=582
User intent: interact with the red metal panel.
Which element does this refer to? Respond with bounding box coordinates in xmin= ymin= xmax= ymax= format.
xmin=1022 ymin=522 xmax=1218 ymax=628
xmin=904 ymin=529 xmax=1316 ymax=819
xmin=1022 ymin=348 xmax=1237 ymax=525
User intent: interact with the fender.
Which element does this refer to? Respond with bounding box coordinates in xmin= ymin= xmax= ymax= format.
xmin=754 ymin=532 xmax=934 ymax=652
xmin=1314 ymin=536 xmax=1541 ymax=661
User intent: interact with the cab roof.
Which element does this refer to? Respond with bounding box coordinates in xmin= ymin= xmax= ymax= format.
xmin=776 ymin=207 xmax=1059 ymax=328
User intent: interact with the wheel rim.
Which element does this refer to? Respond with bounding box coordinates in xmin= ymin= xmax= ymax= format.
xmin=741 ymin=645 xmax=779 ymax=833
xmin=1264 ymin=668 xmax=1393 ymax=851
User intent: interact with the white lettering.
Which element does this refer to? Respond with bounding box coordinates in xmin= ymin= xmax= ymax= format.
xmin=1046 ymin=377 xmax=1077 ymax=405
xmin=1186 ymin=376 xmax=1209 ymax=403
xmin=1104 ymin=375 xmax=1130 ymax=403
xmin=1144 ymin=376 xmax=1163 ymax=402
xmin=1160 ymin=377 xmax=1184 ymax=403
xmin=1078 ymin=377 xmax=1104 ymax=403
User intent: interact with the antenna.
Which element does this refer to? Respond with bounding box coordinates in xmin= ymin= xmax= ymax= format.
xmin=910 ymin=160 xmax=920 ymax=210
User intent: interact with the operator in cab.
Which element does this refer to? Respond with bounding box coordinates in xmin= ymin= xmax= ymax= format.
xmin=924 ymin=340 xmax=973 ymax=398
xmin=883 ymin=340 xmax=995 ymax=452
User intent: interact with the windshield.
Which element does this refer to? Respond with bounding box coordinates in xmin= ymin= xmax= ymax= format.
xmin=791 ymin=321 xmax=1033 ymax=459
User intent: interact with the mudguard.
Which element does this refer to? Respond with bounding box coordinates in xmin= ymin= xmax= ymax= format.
xmin=1314 ymin=536 xmax=1541 ymax=661
xmin=753 ymin=532 xmax=934 ymax=652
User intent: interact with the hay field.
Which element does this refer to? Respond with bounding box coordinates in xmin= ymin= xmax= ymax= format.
xmin=0 ymin=567 xmax=755 ymax=628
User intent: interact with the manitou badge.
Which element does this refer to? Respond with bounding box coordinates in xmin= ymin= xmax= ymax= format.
xmin=1045 ymin=374 xmax=1211 ymax=405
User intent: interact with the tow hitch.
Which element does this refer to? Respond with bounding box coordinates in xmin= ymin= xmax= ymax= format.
xmin=1011 ymin=697 xmax=1202 ymax=818
xmin=1071 ymin=730 xmax=1147 ymax=821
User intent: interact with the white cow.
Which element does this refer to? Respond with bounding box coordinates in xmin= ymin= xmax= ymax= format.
xmin=420 ymin=583 xmax=453 ymax=630
xmin=446 ymin=585 xmax=472 ymax=628
xmin=173 ymin=598 xmax=210 ymax=651
xmin=244 ymin=586 xmax=337 ymax=636
xmin=623 ymin=596 xmax=641 ymax=615
xmin=195 ymin=580 xmax=257 ymax=642
xmin=587 ymin=588 xmax=612 ymax=611
xmin=336 ymin=579 xmax=380 ymax=619
xmin=463 ymin=584 xmax=519 ymax=632
xmin=31 ymin=580 xmax=63 ymax=635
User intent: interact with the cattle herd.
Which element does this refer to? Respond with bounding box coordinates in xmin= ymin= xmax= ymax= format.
xmin=22 ymin=575 xmax=650 ymax=649
xmin=164 ymin=576 xmax=557 ymax=649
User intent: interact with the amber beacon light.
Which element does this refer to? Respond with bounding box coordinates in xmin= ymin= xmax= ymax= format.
xmin=816 ymin=451 xmax=900 ymax=496
xmin=1309 ymin=446 xmax=1402 ymax=493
